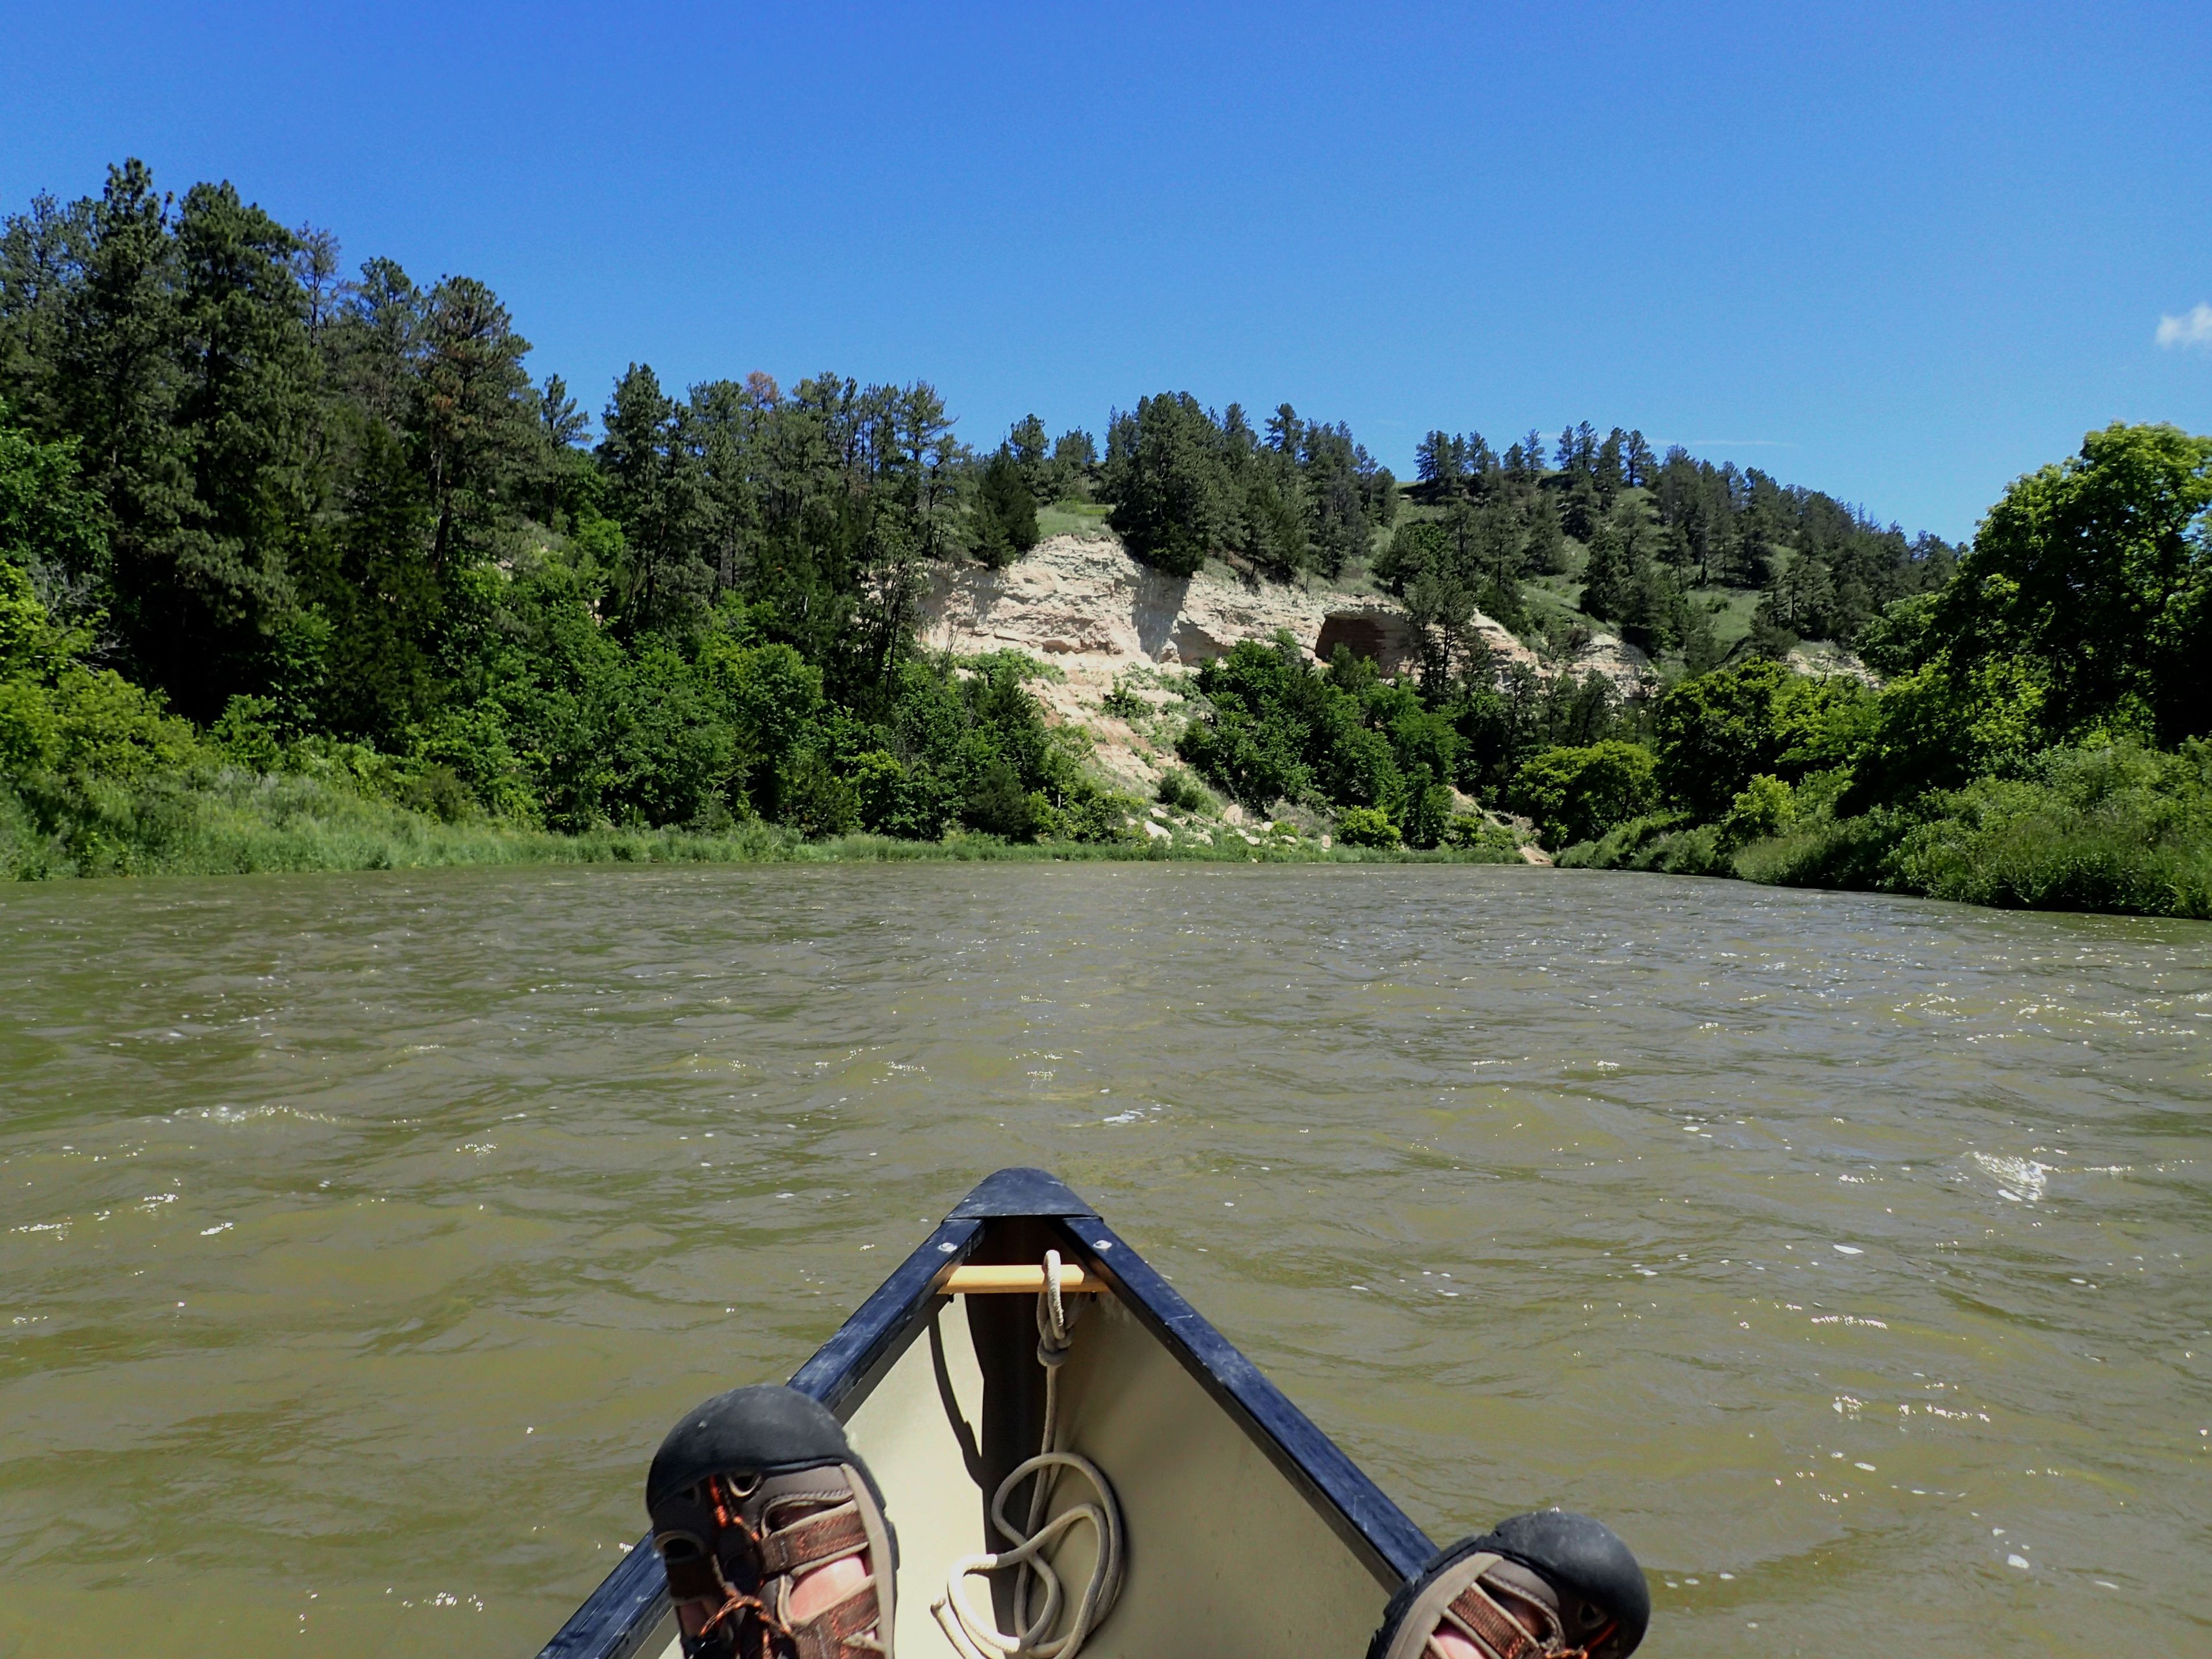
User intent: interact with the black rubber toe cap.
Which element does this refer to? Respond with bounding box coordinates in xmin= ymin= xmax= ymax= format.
xmin=646 ymin=1385 xmax=854 ymax=1511
xmin=1472 ymin=1510 xmax=1649 ymax=1658
xmin=1369 ymin=1510 xmax=1649 ymax=1659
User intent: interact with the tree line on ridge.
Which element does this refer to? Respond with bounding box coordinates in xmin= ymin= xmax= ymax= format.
xmin=2 ymin=161 xmax=2206 ymax=914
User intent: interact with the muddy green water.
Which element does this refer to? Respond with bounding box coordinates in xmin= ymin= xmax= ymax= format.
xmin=2 ymin=865 xmax=2207 ymax=1657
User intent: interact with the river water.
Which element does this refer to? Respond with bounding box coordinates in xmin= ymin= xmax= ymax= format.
xmin=2 ymin=865 xmax=2207 ymax=1657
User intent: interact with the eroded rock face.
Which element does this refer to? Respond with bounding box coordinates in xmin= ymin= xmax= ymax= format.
xmin=925 ymin=535 xmax=1321 ymax=666
xmin=915 ymin=533 xmax=1654 ymax=794
xmin=1565 ymin=630 xmax=1660 ymax=698
xmin=921 ymin=533 xmax=1550 ymax=678
xmin=1313 ymin=612 xmax=1421 ymax=677
xmin=1787 ymin=641 xmax=1881 ymax=686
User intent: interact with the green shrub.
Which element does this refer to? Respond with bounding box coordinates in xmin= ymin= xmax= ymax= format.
xmin=963 ymin=756 xmax=1039 ymax=840
xmin=1649 ymin=659 xmax=1868 ymax=819
xmin=1840 ymin=656 xmax=2049 ymax=810
xmin=1101 ymin=681 xmax=1144 ymax=719
xmin=209 ymin=695 xmax=287 ymax=772
xmin=1732 ymin=809 xmax=1912 ymax=891
xmin=1888 ymin=741 xmax=2211 ymax=916
xmin=0 ymin=677 xmax=59 ymax=775
xmin=1721 ymin=773 xmax=1796 ymax=849
xmin=1558 ymin=812 xmax=1686 ymax=869
xmin=1039 ymin=786 xmax=1140 ymax=844
xmin=1854 ymin=593 xmax=1938 ymax=677
xmin=1557 ymin=813 xmax=1731 ymax=876
xmin=1178 ymin=635 xmax=1331 ymax=806
xmin=397 ymin=763 xmax=475 ymax=823
xmin=1335 ymin=805 xmax=1400 ymax=847
xmin=1156 ymin=766 xmax=1210 ymax=812
xmin=849 ymin=749 xmax=905 ymax=832
xmin=783 ymin=749 xmax=863 ymax=838
xmin=1443 ymin=812 xmax=1521 ymax=857
xmin=1509 ymin=740 xmax=1658 ymax=849
xmin=1646 ymin=823 xmax=1729 ymax=876
xmin=1400 ymin=774 xmax=1454 ymax=849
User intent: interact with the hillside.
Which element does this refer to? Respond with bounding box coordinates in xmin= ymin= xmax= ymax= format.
xmin=921 ymin=527 xmax=1653 ymax=798
xmin=3 ymin=161 xmax=2205 ymax=910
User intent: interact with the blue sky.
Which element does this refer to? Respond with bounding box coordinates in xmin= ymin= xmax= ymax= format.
xmin=3 ymin=2 xmax=2206 ymax=541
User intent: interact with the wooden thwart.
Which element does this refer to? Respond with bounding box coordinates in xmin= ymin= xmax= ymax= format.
xmin=940 ymin=1263 xmax=1105 ymax=1296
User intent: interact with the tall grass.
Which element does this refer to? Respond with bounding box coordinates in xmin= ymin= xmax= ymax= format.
xmin=1568 ymin=741 xmax=2212 ymax=920
xmin=1889 ymin=744 xmax=2212 ymax=917
xmin=0 ymin=767 xmax=804 ymax=878
xmin=1032 ymin=500 xmax=1114 ymax=541
xmin=0 ymin=767 xmax=1526 ymax=881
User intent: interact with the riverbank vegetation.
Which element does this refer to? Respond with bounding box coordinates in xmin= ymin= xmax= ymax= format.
xmin=1543 ymin=422 xmax=2212 ymax=918
xmin=3 ymin=161 xmax=2206 ymax=912
xmin=1168 ymin=426 xmax=2211 ymax=916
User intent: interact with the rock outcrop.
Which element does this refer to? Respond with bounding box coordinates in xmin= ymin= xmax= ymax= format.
xmin=1787 ymin=640 xmax=1881 ymax=686
xmin=922 ymin=533 xmax=1481 ymax=673
xmin=1563 ymin=630 xmax=1661 ymax=698
xmin=917 ymin=532 xmax=1655 ymax=792
xmin=921 ymin=533 xmax=1569 ymax=679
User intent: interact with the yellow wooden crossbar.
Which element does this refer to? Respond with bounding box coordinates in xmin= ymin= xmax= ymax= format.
xmin=940 ymin=1263 xmax=1105 ymax=1295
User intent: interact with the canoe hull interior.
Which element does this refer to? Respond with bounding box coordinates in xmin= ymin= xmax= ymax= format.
xmin=854 ymin=1285 xmax=1391 ymax=1658
xmin=544 ymin=1171 xmax=1431 ymax=1659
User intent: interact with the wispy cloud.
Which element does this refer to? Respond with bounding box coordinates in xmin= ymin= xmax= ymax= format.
xmin=1683 ymin=438 xmax=1798 ymax=449
xmin=2157 ymin=302 xmax=2212 ymax=350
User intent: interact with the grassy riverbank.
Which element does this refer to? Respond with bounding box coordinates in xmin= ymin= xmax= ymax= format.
xmin=1560 ymin=761 xmax=2212 ymax=919
xmin=0 ymin=768 xmax=1521 ymax=880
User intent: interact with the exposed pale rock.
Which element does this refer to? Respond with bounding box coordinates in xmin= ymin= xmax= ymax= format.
xmin=1563 ymin=631 xmax=1659 ymax=697
xmin=921 ymin=533 xmax=1439 ymax=671
xmin=917 ymin=532 xmax=1652 ymax=794
xmin=923 ymin=534 xmax=1572 ymax=671
xmin=1788 ymin=641 xmax=1881 ymax=686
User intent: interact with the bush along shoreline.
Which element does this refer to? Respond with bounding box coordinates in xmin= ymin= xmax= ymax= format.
xmin=2 ymin=160 xmax=2206 ymax=912
xmin=1156 ymin=422 xmax=2211 ymax=920
xmin=0 ymin=752 xmax=1530 ymax=880
xmin=1534 ymin=423 xmax=2212 ymax=920
xmin=1559 ymin=737 xmax=2211 ymax=919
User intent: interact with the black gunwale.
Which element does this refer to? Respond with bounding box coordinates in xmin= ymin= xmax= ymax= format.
xmin=536 ymin=1168 xmax=1432 ymax=1659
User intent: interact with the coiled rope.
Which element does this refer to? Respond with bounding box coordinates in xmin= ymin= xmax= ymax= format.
xmin=931 ymin=1249 xmax=1124 ymax=1659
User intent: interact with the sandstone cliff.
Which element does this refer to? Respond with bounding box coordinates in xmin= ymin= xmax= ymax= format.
xmin=917 ymin=532 xmax=1654 ymax=793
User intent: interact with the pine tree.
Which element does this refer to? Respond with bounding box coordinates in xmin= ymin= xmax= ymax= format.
xmin=600 ymin=362 xmax=710 ymax=634
xmin=1007 ymin=412 xmax=1048 ymax=497
xmin=1596 ymin=429 xmax=1625 ymax=498
xmin=416 ymin=275 xmax=533 ymax=570
xmin=974 ymin=445 xmax=1037 ymax=568
xmin=1623 ymin=430 xmax=1656 ymax=487
xmin=1580 ymin=520 xmax=1634 ymax=622
xmin=1100 ymin=392 xmax=1229 ymax=577
xmin=540 ymin=374 xmax=586 ymax=450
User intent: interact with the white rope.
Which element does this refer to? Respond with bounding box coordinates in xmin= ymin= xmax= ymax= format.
xmin=931 ymin=1249 xmax=1124 ymax=1659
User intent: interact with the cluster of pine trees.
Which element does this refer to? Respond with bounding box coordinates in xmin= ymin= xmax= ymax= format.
xmin=1539 ymin=421 xmax=2212 ymax=914
xmin=0 ymin=161 xmax=1135 ymax=845
xmin=1171 ymin=415 xmax=2211 ymax=912
xmin=1381 ymin=420 xmax=1958 ymax=670
xmin=1100 ymin=394 xmax=1397 ymax=579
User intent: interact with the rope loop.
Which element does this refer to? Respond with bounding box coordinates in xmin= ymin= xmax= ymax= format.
xmin=1035 ymin=1249 xmax=1077 ymax=1370
xmin=933 ymin=1255 xmax=1122 ymax=1659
